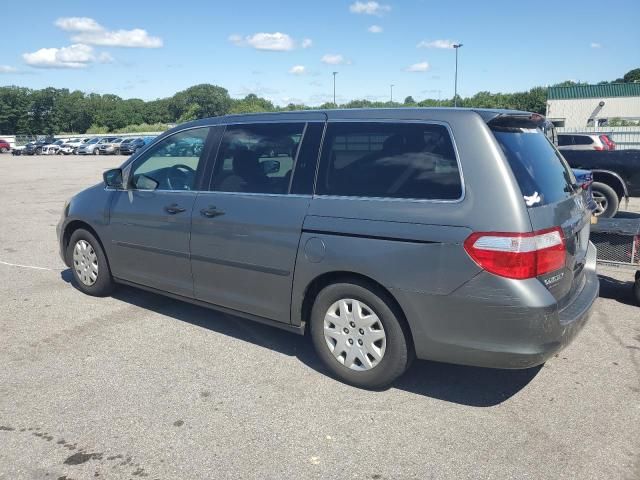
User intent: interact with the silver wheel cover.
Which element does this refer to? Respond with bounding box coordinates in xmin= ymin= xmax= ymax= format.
xmin=323 ymin=298 xmax=387 ymax=371
xmin=73 ymin=240 xmax=99 ymax=286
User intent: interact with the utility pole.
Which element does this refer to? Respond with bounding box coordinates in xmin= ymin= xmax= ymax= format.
xmin=332 ymin=72 xmax=338 ymax=106
xmin=453 ymin=43 xmax=463 ymax=107
xmin=390 ymin=84 xmax=394 ymax=103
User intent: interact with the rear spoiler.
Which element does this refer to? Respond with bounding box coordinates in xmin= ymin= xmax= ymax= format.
xmin=486 ymin=112 xmax=547 ymax=129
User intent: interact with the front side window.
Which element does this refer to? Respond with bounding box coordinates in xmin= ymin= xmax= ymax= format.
xmin=316 ymin=122 xmax=462 ymax=200
xmin=211 ymin=123 xmax=304 ymax=194
xmin=129 ymin=127 xmax=209 ymax=191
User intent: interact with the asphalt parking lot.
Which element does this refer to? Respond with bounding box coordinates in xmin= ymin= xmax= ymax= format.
xmin=0 ymin=155 xmax=639 ymax=480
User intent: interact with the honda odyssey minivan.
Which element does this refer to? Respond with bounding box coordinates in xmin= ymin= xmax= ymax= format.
xmin=57 ymin=108 xmax=599 ymax=388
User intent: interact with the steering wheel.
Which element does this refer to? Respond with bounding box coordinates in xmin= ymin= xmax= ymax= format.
xmin=166 ymin=164 xmax=196 ymax=190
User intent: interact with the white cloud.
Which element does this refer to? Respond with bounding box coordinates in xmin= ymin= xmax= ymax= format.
xmin=302 ymin=38 xmax=313 ymax=48
xmin=54 ymin=17 xmax=102 ymax=32
xmin=321 ymin=54 xmax=351 ymax=65
xmin=23 ymin=44 xmax=96 ymax=69
xmin=590 ymin=42 xmax=602 ymax=48
xmin=368 ymin=25 xmax=383 ymax=33
xmin=0 ymin=65 xmax=18 ymax=73
xmin=55 ymin=17 xmax=162 ymax=48
xmin=349 ymin=1 xmax=391 ymax=16
xmin=289 ymin=65 xmax=306 ymax=75
xmin=417 ymin=39 xmax=456 ymax=49
xmin=230 ymin=32 xmax=295 ymax=51
xmin=71 ymin=29 xmax=162 ymax=48
xmin=405 ymin=61 xmax=430 ymax=72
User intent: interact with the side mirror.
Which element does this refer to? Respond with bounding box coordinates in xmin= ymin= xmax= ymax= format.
xmin=261 ymin=159 xmax=280 ymax=174
xmin=103 ymin=168 xmax=123 ymax=189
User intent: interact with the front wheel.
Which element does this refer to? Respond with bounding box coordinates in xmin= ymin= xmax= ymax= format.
xmin=591 ymin=182 xmax=619 ymax=218
xmin=310 ymin=281 xmax=412 ymax=389
xmin=67 ymin=229 xmax=114 ymax=297
xmin=94 ymin=149 xmax=100 ymax=155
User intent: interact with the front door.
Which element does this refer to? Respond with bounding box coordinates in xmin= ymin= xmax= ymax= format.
xmin=190 ymin=121 xmax=320 ymax=322
xmin=108 ymin=127 xmax=211 ymax=296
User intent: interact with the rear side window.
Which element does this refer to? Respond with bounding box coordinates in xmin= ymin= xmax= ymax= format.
xmin=492 ymin=128 xmax=575 ymax=207
xmin=316 ymin=122 xmax=462 ymax=200
xmin=574 ymin=135 xmax=593 ymax=145
xmin=557 ymin=135 xmax=572 ymax=146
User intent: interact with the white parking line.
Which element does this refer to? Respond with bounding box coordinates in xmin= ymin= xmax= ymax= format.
xmin=0 ymin=260 xmax=57 ymax=271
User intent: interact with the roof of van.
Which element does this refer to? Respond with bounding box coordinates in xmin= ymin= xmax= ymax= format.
xmin=179 ymin=107 xmax=535 ymax=129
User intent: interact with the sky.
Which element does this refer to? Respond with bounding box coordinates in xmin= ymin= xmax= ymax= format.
xmin=1 ymin=0 xmax=638 ymax=106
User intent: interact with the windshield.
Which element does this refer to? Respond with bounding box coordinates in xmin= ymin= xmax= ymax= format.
xmin=88 ymin=138 xmax=99 ymax=144
xmin=492 ymin=128 xmax=576 ymax=207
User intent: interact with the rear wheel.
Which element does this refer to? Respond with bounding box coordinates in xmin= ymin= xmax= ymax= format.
xmin=35 ymin=147 xmax=42 ymax=155
xmin=0 ymin=147 xmax=8 ymax=153
xmin=310 ymin=281 xmax=411 ymax=389
xmin=67 ymin=229 xmax=114 ymax=297
xmin=591 ymin=182 xmax=619 ymax=218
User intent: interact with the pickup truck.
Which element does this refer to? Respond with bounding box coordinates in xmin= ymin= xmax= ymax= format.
xmin=561 ymin=149 xmax=640 ymax=217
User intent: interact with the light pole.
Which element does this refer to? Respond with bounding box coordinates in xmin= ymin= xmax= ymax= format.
xmin=453 ymin=43 xmax=463 ymax=107
xmin=332 ymin=72 xmax=338 ymax=106
xmin=390 ymin=84 xmax=394 ymax=103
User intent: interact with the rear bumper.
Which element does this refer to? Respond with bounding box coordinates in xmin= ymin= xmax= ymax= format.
xmin=394 ymin=242 xmax=599 ymax=369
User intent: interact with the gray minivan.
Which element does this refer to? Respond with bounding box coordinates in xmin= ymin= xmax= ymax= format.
xmin=57 ymin=108 xmax=599 ymax=388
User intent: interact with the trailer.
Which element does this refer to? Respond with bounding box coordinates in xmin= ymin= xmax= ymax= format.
xmin=590 ymin=217 xmax=640 ymax=305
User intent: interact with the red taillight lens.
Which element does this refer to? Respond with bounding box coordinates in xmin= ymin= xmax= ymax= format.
xmin=464 ymin=227 xmax=566 ymax=280
xmin=599 ymin=135 xmax=616 ymax=150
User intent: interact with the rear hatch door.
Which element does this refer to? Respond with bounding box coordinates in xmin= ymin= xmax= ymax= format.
xmin=489 ymin=114 xmax=591 ymax=305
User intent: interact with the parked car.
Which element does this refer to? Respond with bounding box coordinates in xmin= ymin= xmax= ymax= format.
xmin=98 ymin=137 xmax=127 ymax=155
xmin=11 ymin=146 xmax=25 ymax=156
xmin=0 ymin=138 xmax=10 ymax=153
xmin=59 ymin=138 xmax=85 ymax=155
xmin=58 ymin=108 xmax=598 ymax=389
xmin=118 ymin=137 xmax=151 ymax=156
xmin=561 ymin=149 xmax=640 ymax=217
xmin=23 ymin=139 xmax=54 ymax=155
xmin=41 ymin=139 xmax=66 ymax=155
xmin=558 ymin=133 xmax=616 ymax=151
xmin=77 ymin=137 xmax=117 ymax=155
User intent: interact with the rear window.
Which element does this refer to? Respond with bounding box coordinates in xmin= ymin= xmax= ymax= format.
xmin=492 ymin=128 xmax=575 ymax=207
xmin=317 ymin=122 xmax=462 ymax=200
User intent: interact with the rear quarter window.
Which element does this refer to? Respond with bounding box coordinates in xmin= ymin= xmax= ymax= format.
xmin=316 ymin=122 xmax=462 ymax=200
xmin=492 ymin=128 xmax=576 ymax=207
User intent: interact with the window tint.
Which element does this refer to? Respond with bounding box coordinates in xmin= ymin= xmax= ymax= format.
xmin=492 ymin=128 xmax=575 ymax=207
xmin=574 ymin=135 xmax=593 ymax=145
xmin=130 ymin=127 xmax=209 ymax=191
xmin=316 ymin=122 xmax=462 ymax=200
xmin=211 ymin=123 xmax=304 ymax=194
xmin=557 ymin=135 xmax=572 ymax=146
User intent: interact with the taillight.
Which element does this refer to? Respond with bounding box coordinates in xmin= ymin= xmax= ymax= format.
xmin=464 ymin=227 xmax=566 ymax=280
xmin=599 ymin=135 xmax=616 ymax=150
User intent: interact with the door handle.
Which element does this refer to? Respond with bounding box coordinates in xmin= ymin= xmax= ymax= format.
xmin=165 ymin=203 xmax=186 ymax=214
xmin=200 ymin=206 xmax=224 ymax=218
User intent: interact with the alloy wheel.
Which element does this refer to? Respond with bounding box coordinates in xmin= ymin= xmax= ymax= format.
xmin=592 ymin=191 xmax=608 ymax=217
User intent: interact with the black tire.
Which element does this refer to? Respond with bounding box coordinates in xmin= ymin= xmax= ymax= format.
xmin=73 ymin=148 xmax=78 ymax=155
xmin=94 ymin=149 xmax=100 ymax=155
xmin=35 ymin=147 xmax=42 ymax=155
xmin=591 ymin=182 xmax=619 ymax=218
xmin=0 ymin=147 xmax=8 ymax=153
xmin=66 ymin=229 xmax=114 ymax=297
xmin=634 ymin=273 xmax=640 ymax=306
xmin=310 ymin=281 xmax=412 ymax=389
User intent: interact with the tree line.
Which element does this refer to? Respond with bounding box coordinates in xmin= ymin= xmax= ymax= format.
xmin=1 ymin=68 xmax=637 ymax=136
